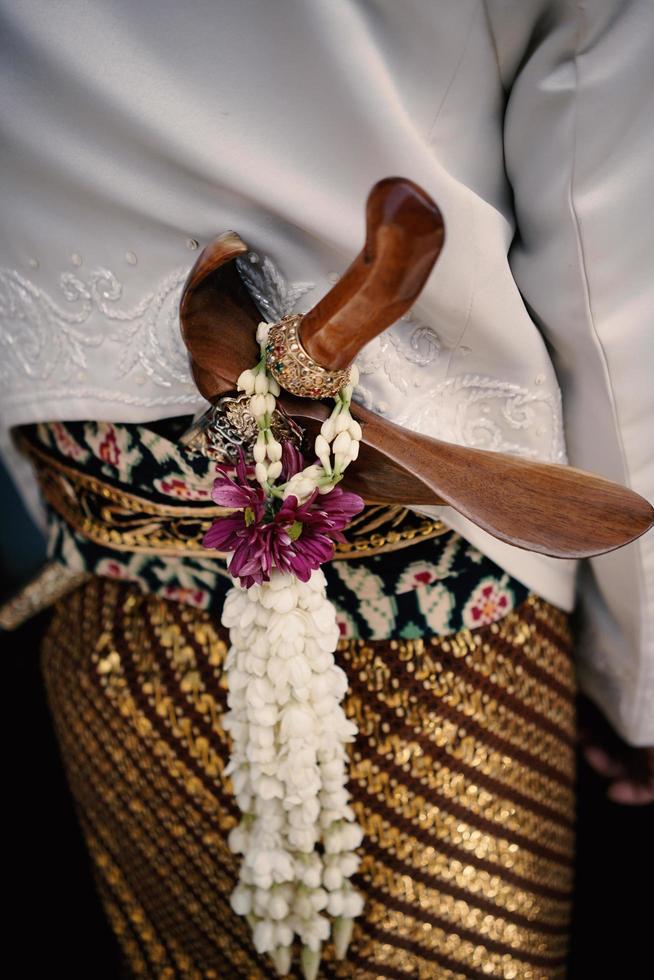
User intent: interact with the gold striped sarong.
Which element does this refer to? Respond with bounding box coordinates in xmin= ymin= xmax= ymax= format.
xmin=41 ymin=576 xmax=575 ymax=979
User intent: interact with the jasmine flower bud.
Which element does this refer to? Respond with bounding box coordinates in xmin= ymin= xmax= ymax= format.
xmin=266 ymin=438 xmax=282 ymax=462
xmin=320 ymin=417 xmax=336 ymax=441
xmin=250 ymin=394 xmax=267 ymax=418
xmin=254 ymin=372 xmax=269 ymax=394
xmin=229 ymin=884 xmax=253 ymax=915
xmin=341 ymin=889 xmax=365 ymax=919
xmin=253 ymin=433 xmax=267 ymax=463
xmin=326 ymin=891 xmax=344 ymax=916
xmin=288 ymin=827 xmax=316 ymax=852
xmin=302 ymin=864 xmax=322 ymax=890
xmin=227 ymin=824 xmax=249 ymax=855
xmin=253 ymin=919 xmax=275 ymax=954
xmin=314 ymin=434 xmax=331 ymax=471
xmin=332 ymin=430 xmax=352 ymax=456
xmin=284 ymin=476 xmax=317 ymax=501
xmin=324 ymin=826 xmax=344 ymax=854
xmin=347 ymin=418 xmax=362 ymax=440
xmin=333 ymin=916 xmax=354 ymax=959
xmin=280 ymin=704 xmax=315 ymax=738
xmin=340 ymin=821 xmax=364 ymax=851
xmin=338 ymin=852 xmax=360 ymax=877
xmin=323 ymin=864 xmax=343 ymax=891
xmin=335 ymin=412 xmax=350 ymax=434
xmin=270 ymin=946 xmax=291 ymax=976
xmin=269 ymin=587 xmax=296 ymax=614
xmin=237 ymin=369 xmax=257 ymax=394
xmin=301 ymin=944 xmax=321 ymax=980
xmin=256 ymin=321 xmax=271 ymax=344
xmin=274 ymin=922 xmax=293 ymax=947
xmin=268 ymin=892 xmax=290 ymax=920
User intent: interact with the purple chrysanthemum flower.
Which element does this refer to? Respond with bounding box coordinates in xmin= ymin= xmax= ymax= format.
xmin=280 ymin=440 xmax=305 ymax=482
xmin=208 ymin=448 xmax=267 ymax=517
xmin=202 ymin=445 xmax=364 ymax=587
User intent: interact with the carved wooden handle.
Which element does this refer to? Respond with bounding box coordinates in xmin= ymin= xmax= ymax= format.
xmin=300 ymin=177 xmax=444 ymax=370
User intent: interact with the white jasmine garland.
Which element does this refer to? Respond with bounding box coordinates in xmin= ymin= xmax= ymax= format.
xmin=223 ymin=570 xmax=364 ymax=976
xmin=217 ymin=324 xmax=364 ymax=977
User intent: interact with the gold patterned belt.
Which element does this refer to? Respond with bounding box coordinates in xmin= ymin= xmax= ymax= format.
xmin=1 ymin=434 xmax=448 ymax=631
xmin=19 ymin=434 xmax=448 ymax=560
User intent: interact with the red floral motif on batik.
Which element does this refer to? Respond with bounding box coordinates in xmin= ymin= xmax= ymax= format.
xmin=50 ymin=422 xmax=89 ymax=463
xmin=161 ymin=585 xmax=209 ymax=608
xmin=95 ymin=556 xmax=147 ymax=592
xmin=396 ymin=561 xmax=441 ymax=595
xmin=334 ymin=609 xmax=357 ymax=640
xmin=154 ymin=476 xmax=212 ymax=501
xmin=98 ymin=426 xmax=120 ymax=467
xmin=462 ymin=577 xmax=513 ymax=628
xmin=104 ymin=560 xmax=125 ymax=578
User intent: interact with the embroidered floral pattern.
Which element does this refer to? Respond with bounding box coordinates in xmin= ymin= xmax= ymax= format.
xmin=328 ymin=562 xmax=398 ymax=639
xmin=396 ymin=561 xmax=443 ymax=592
xmin=2 ymin=249 xmax=567 ymax=465
xmin=0 ymin=265 xmax=193 ymax=390
xmin=354 ymin=309 xmax=443 ymax=397
xmin=392 ymin=373 xmax=566 ymax=463
xmin=414 ymin=581 xmax=456 ymax=635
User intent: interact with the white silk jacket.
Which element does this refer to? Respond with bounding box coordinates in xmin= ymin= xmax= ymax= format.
xmin=1 ymin=1 xmax=652 ymax=743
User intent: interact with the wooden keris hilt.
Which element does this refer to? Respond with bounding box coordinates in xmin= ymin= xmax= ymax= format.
xmin=179 ymin=177 xmax=654 ymax=559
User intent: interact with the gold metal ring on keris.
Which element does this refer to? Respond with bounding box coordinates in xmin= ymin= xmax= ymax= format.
xmin=265 ymin=313 xmax=351 ymax=399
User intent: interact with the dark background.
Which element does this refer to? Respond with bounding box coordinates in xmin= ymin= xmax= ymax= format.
xmin=1 ymin=460 xmax=651 ymax=978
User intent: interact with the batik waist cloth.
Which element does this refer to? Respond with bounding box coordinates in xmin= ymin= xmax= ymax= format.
xmin=22 ymin=418 xmax=577 ymax=980
xmin=17 ymin=418 xmax=530 ymax=639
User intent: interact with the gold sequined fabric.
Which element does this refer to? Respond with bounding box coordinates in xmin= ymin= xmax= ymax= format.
xmin=41 ymin=577 xmax=575 ymax=979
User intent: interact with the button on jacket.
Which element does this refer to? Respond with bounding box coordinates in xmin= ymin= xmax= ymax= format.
xmin=1 ymin=1 xmax=652 ymax=742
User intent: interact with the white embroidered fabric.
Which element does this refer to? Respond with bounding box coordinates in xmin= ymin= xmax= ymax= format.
xmin=0 ymin=253 xmax=566 ymax=467
xmin=0 ymin=265 xmax=198 ymax=406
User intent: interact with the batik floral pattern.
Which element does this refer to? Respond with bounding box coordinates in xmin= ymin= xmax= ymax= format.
xmin=84 ymin=422 xmax=143 ymax=483
xmin=461 ymin=575 xmax=514 ymax=628
xmin=26 ymin=418 xmax=530 ymax=640
xmin=43 ymin=421 xmax=90 ymax=465
xmin=414 ymin=581 xmax=456 ymax=635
